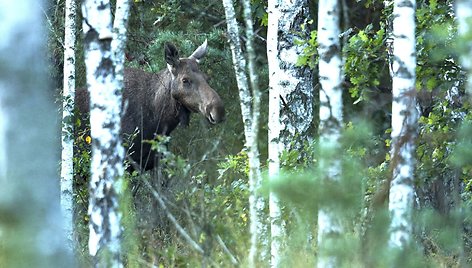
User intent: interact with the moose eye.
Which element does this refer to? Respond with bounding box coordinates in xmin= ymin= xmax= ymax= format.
xmin=182 ymin=78 xmax=191 ymax=86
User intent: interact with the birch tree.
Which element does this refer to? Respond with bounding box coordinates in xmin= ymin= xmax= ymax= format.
xmin=0 ymin=0 xmax=72 ymax=266
xmin=456 ymin=0 xmax=472 ymax=95
xmin=388 ymin=0 xmax=418 ymax=249
xmin=267 ymin=0 xmax=314 ymax=266
xmin=266 ymin=1 xmax=283 ymax=262
xmin=317 ymin=0 xmax=343 ymax=267
xmin=82 ymin=0 xmax=128 ymax=265
xmin=221 ymin=0 xmax=265 ymax=266
xmin=61 ymin=0 xmax=77 ymax=252
xmin=112 ymin=0 xmax=131 ymax=90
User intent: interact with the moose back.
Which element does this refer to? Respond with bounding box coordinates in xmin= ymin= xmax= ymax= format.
xmin=76 ymin=41 xmax=225 ymax=170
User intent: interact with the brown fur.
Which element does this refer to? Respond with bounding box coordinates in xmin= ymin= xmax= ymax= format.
xmin=76 ymin=42 xmax=225 ymax=170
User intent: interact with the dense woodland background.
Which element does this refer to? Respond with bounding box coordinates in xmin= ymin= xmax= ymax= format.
xmin=2 ymin=0 xmax=472 ymax=267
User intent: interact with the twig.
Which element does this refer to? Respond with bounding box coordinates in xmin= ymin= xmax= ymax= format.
xmin=183 ymin=201 xmax=199 ymax=239
xmin=41 ymin=5 xmax=64 ymax=49
xmin=143 ymin=179 xmax=204 ymax=254
xmin=216 ymin=234 xmax=239 ymax=265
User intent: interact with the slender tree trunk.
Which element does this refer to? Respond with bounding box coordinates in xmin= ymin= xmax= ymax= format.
xmin=267 ymin=0 xmax=314 ymax=266
xmin=82 ymin=0 xmax=127 ymax=266
xmin=388 ymin=0 xmax=417 ymax=249
xmin=221 ymin=0 xmax=265 ymax=266
xmin=317 ymin=0 xmax=343 ymax=267
xmin=0 ymin=0 xmax=73 ymax=266
xmin=456 ymin=0 xmax=472 ymax=97
xmin=241 ymin=0 xmax=266 ymax=265
xmin=112 ymin=0 xmax=131 ymax=89
xmin=267 ymin=0 xmax=283 ymax=266
xmin=61 ymin=0 xmax=77 ymax=253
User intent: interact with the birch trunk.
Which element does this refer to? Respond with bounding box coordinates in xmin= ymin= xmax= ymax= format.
xmin=221 ymin=0 xmax=265 ymax=266
xmin=267 ymin=0 xmax=283 ymax=266
xmin=61 ymin=0 xmax=77 ymax=252
xmin=456 ymin=0 xmax=472 ymax=96
xmin=241 ymin=0 xmax=267 ymax=265
xmin=388 ymin=0 xmax=417 ymax=249
xmin=82 ymin=0 xmax=126 ymax=266
xmin=267 ymin=0 xmax=314 ymax=266
xmin=112 ymin=0 xmax=131 ymax=90
xmin=273 ymin=0 xmax=314 ymax=149
xmin=0 ymin=0 xmax=72 ymax=266
xmin=317 ymin=0 xmax=343 ymax=267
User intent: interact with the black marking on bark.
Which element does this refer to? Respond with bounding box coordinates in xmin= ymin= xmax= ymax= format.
xmin=98 ymin=2 xmax=109 ymax=10
xmin=321 ymin=44 xmax=340 ymax=63
xmin=397 ymin=0 xmax=414 ymax=8
xmin=83 ymin=29 xmax=98 ymax=49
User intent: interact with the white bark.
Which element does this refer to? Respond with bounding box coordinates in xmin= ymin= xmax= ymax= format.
xmin=274 ymin=1 xmax=314 ymax=148
xmin=267 ymin=0 xmax=314 ymax=266
xmin=221 ymin=0 xmax=251 ymax=134
xmin=267 ymin=0 xmax=283 ymax=266
xmin=456 ymin=0 xmax=472 ymax=96
xmin=317 ymin=0 xmax=343 ymax=267
xmin=112 ymin=0 xmax=131 ymax=89
xmin=0 ymin=0 xmax=72 ymax=266
xmin=61 ymin=0 xmax=77 ymax=253
xmin=222 ymin=0 xmax=265 ymax=266
xmin=241 ymin=0 xmax=267 ymax=265
xmin=82 ymin=0 xmax=126 ymax=266
xmin=388 ymin=0 xmax=417 ymax=249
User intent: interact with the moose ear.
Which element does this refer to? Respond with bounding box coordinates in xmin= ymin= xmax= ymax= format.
xmin=165 ymin=43 xmax=180 ymax=67
xmin=189 ymin=39 xmax=208 ymax=62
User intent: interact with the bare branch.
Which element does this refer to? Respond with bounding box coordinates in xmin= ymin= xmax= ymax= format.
xmin=216 ymin=234 xmax=239 ymax=265
xmin=143 ymin=179 xmax=204 ymax=254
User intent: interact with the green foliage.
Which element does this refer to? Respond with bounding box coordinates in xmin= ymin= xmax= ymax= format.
xmin=119 ymin=146 xmax=251 ymax=266
xmin=451 ymin=118 xmax=472 ymax=195
xmin=296 ymin=29 xmax=318 ymax=69
xmin=344 ymin=24 xmax=386 ymax=102
xmin=269 ymin=121 xmax=469 ymax=267
xmin=147 ymin=136 xmax=191 ymax=178
xmin=416 ymin=0 xmax=458 ymax=94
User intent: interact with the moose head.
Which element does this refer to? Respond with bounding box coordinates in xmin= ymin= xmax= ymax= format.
xmin=164 ymin=40 xmax=225 ymax=125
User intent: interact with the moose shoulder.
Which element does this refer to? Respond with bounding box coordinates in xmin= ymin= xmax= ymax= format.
xmin=76 ymin=41 xmax=225 ymax=170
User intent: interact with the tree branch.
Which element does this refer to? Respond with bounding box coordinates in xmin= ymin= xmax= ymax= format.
xmin=143 ymin=179 xmax=204 ymax=254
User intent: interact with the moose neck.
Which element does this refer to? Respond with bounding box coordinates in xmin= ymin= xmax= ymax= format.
xmin=149 ymin=69 xmax=190 ymax=135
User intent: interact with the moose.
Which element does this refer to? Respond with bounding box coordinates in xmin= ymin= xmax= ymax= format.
xmin=76 ymin=40 xmax=225 ymax=170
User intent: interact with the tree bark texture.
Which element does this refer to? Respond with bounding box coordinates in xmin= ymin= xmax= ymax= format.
xmin=241 ymin=0 xmax=267 ymax=265
xmin=0 ymin=0 xmax=73 ymax=266
xmin=388 ymin=0 xmax=417 ymax=249
xmin=61 ymin=0 xmax=77 ymax=253
xmin=112 ymin=0 xmax=131 ymax=92
xmin=317 ymin=0 xmax=343 ymax=267
xmin=267 ymin=0 xmax=283 ymax=266
xmin=272 ymin=0 xmax=314 ymax=149
xmin=267 ymin=0 xmax=314 ymax=266
xmin=222 ymin=0 xmax=266 ymax=266
xmin=82 ymin=0 xmax=126 ymax=266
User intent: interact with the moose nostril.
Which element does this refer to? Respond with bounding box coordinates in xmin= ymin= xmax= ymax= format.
xmin=205 ymin=101 xmax=224 ymax=124
xmin=208 ymin=112 xmax=216 ymax=124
